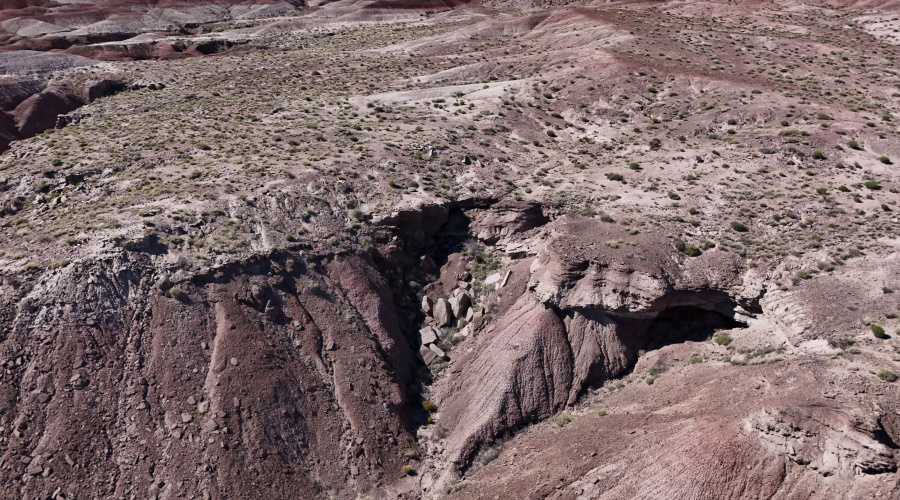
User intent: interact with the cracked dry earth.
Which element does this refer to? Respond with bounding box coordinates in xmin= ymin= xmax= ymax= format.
xmin=1 ymin=0 xmax=900 ymax=498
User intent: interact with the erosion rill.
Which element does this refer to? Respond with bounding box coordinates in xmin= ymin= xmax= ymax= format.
xmin=1 ymin=0 xmax=900 ymax=499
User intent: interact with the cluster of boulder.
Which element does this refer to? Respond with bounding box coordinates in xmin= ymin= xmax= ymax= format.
xmin=417 ymin=278 xmax=484 ymax=365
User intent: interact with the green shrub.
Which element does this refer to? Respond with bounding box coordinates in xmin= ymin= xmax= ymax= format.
xmin=167 ymin=286 xmax=185 ymax=300
xmin=865 ymin=180 xmax=880 ymax=190
xmin=847 ymin=140 xmax=861 ymax=150
xmin=730 ymin=221 xmax=748 ymax=232
xmin=879 ymin=156 xmax=891 ymax=164
xmin=872 ymin=324 xmax=887 ymax=338
xmin=812 ymin=150 xmax=826 ymax=160
xmin=401 ymin=465 xmax=413 ymax=475
xmin=554 ymin=414 xmax=572 ymax=427
xmin=796 ymin=270 xmax=811 ymax=279
xmin=714 ymin=332 xmax=732 ymax=346
xmin=877 ymin=369 xmax=898 ymax=382
xmin=682 ymin=244 xmax=701 ymax=257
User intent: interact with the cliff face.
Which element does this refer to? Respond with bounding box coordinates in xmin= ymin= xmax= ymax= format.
xmin=0 ymin=251 xmax=422 ymax=499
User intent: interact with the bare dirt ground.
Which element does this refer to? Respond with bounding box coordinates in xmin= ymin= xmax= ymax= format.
xmin=0 ymin=0 xmax=899 ymax=498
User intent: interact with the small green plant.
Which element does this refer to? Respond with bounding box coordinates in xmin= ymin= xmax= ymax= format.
xmin=730 ymin=221 xmax=748 ymax=232
xmin=688 ymin=355 xmax=702 ymax=364
xmin=683 ymin=244 xmax=701 ymax=257
xmin=401 ymin=465 xmax=413 ymax=475
xmin=877 ymin=369 xmax=897 ymax=382
xmin=554 ymin=414 xmax=572 ymax=427
xmin=872 ymin=324 xmax=887 ymax=339
xmin=443 ymin=482 xmax=467 ymax=494
xmin=422 ymin=400 xmax=435 ymax=412
xmin=847 ymin=140 xmax=861 ymax=150
xmin=796 ymin=270 xmax=811 ymax=279
xmin=167 ymin=286 xmax=185 ymax=300
xmin=714 ymin=331 xmax=733 ymax=346
xmin=865 ymin=180 xmax=880 ymax=190
xmin=879 ymin=156 xmax=891 ymax=164
xmin=812 ymin=150 xmax=826 ymax=160
xmin=597 ymin=410 xmax=607 ymax=416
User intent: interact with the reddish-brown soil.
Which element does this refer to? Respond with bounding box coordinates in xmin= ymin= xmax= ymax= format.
xmin=0 ymin=0 xmax=899 ymax=498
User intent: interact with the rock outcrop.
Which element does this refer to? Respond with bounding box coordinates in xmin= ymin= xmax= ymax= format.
xmin=434 ymin=216 xmax=756 ymax=468
xmin=0 ymin=74 xmax=130 ymax=152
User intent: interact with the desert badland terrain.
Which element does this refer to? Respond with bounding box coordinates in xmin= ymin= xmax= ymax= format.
xmin=0 ymin=0 xmax=900 ymax=498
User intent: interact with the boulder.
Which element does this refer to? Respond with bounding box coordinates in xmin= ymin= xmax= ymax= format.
xmin=433 ymin=298 xmax=452 ymax=327
xmin=419 ymin=326 xmax=439 ymax=345
xmin=420 ymin=255 xmax=437 ymax=273
xmin=449 ymin=291 xmax=471 ymax=319
xmin=429 ymin=344 xmax=446 ymax=359
xmin=421 ymin=295 xmax=434 ymax=315
xmin=419 ymin=345 xmax=437 ymax=365
xmin=484 ymin=272 xmax=504 ymax=287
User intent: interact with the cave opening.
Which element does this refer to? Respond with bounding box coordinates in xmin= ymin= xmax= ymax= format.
xmin=641 ymin=304 xmax=748 ymax=351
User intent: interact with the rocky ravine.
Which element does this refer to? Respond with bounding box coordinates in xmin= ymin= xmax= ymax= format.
xmin=4 ymin=194 xmax=895 ymax=499
xmin=422 ymin=212 xmax=900 ymax=498
xmin=0 ymin=0 xmax=900 ymax=498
